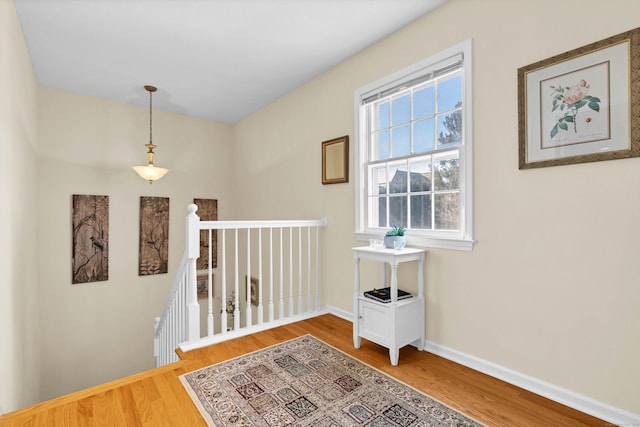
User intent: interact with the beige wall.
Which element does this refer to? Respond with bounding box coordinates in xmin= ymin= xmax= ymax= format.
xmin=36 ymin=88 xmax=234 ymax=401
xmin=233 ymin=0 xmax=640 ymax=415
xmin=0 ymin=0 xmax=40 ymax=413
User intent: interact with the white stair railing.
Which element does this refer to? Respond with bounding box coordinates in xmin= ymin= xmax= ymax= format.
xmin=154 ymin=204 xmax=327 ymax=366
xmin=153 ymin=253 xmax=188 ymax=367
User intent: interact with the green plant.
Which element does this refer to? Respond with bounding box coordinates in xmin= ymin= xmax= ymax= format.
xmin=386 ymin=226 xmax=405 ymax=237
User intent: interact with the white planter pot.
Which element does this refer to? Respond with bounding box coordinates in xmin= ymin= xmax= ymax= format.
xmin=383 ymin=235 xmax=406 ymax=250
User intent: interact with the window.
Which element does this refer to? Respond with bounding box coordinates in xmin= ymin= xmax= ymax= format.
xmin=354 ymin=40 xmax=474 ymax=250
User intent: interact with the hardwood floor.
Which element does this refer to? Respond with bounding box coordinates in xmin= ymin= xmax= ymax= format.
xmin=0 ymin=314 xmax=608 ymax=426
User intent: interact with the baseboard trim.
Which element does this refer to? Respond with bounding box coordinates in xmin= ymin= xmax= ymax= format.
xmin=326 ymin=306 xmax=639 ymax=426
xmin=326 ymin=304 xmax=352 ymax=322
xmin=424 ymin=340 xmax=639 ymax=426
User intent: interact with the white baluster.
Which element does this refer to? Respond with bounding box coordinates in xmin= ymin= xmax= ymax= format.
xmin=178 ymin=277 xmax=183 ymax=343
xmin=269 ymin=228 xmax=274 ymax=322
xmin=288 ymin=227 xmax=294 ymax=317
xmin=298 ymin=227 xmax=303 ymax=314
xmin=221 ymin=229 xmax=227 ymax=334
xmin=234 ymin=228 xmax=240 ymax=331
xmin=279 ymin=227 xmax=284 ymax=320
xmin=315 ymin=226 xmax=320 ymax=311
xmin=207 ymin=229 xmax=214 ymax=337
xmin=307 ymin=227 xmax=312 ymax=312
xmin=258 ymin=228 xmax=264 ymax=325
xmin=246 ymin=228 xmax=252 ymax=328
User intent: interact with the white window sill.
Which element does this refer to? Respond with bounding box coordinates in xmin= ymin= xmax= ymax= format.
xmin=355 ymin=232 xmax=475 ymax=251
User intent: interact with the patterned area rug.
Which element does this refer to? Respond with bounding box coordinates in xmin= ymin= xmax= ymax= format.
xmin=180 ymin=335 xmax=484 ymax=426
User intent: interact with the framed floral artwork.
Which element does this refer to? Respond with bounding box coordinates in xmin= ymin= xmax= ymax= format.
xmin=518 ymin=27 xmax=640 ymax=169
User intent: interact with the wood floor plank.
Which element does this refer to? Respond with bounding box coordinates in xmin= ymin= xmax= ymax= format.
xmin=0 ymin=314 xmax=609 ymax=426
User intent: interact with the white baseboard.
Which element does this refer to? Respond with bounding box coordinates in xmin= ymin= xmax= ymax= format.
xmin=325 ymin=307 xmax=639 ymax=426
xmin=326 ymin=304 xmax=352 ymax=322
xmin=424 ymin=340 xmax=640 ymax=426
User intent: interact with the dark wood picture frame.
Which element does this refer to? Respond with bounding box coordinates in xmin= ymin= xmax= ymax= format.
xmin=322 ymin=135 xmax=349 ymax=184
xmin=518 ymin=27 xmax=640 ymax=169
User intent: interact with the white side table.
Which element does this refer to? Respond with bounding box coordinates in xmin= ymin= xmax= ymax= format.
xmin=352 ymin=246 xmax=426 ymax=365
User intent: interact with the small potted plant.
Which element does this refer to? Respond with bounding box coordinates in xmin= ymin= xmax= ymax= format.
xmin=384 ymin=226 xmax=406 ymax=250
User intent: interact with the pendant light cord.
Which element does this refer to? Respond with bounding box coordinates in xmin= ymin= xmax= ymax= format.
xmin=149 ymin=89 xmax=153 ymax=144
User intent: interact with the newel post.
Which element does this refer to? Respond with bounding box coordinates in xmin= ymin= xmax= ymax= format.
xmin=186 ymin=204 xmax=201 ymax=343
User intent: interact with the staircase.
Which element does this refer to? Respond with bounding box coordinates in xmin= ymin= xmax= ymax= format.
xmin=154 ymin=204 xmax=327 ymax=366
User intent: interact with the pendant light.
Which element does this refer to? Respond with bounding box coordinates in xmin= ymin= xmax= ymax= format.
xmin=132 ymin=85 xmax=169 ymax=183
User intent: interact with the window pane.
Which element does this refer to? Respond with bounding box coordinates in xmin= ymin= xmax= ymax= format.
xmin=408 ymin=160 xmax=431 ymax=192
xmin=376 ymin=101 xmax=389 ymax=129
xmin=388 ymin=195 xmax=407 ymax=228
xmin=369 ymin=165 xmax=387 ymax=196
xmin=391 ymin=94 xmax=410 ymax=125
xmin=434 ymin=193 xmax=459 ymax=230
xmin=388 ymin=164 xmax=407 ymax=194
xmin=391 ymin=125 xmax=410 ymax=157
xmin=413 ymin=118 xmax=435 ymax=153
xmin=434 ymin=155 xmax=459 ymax=191
xmin=437 ymin=74 xmax=462 ymax=112
xmin=410 ymin=194 xmax=432 ymax=229
xmin=413 ymin=85 xmax=434 ymax=119
xmin=436 ymin=110 xmax=462 ymax=147
xmin=373 ymin=130 xmax=390 ymax=160
xmin=370 ymin=196 xmax=386 ymax=228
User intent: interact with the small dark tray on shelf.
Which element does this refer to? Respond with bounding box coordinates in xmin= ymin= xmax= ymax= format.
xmin=363 ymin=287 xmax=413 ymax=303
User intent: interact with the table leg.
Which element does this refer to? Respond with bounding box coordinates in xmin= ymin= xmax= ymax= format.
xmin=389 ymin=346 xmax=399 ymax=366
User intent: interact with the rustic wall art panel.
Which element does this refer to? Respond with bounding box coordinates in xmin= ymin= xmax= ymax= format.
xmin=139 ymin=196 xmax=169 ymax=276
xmin=194 ymin=198 xmax=218 ymax=270
xmin=72 ymin=194 xmax=109 ymax=284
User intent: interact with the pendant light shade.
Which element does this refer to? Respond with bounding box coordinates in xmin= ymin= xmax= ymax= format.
xmin=132 ymin=85 xmax=169 ymax=183
xmin=132 ymin=164 xmax=169 ymax=182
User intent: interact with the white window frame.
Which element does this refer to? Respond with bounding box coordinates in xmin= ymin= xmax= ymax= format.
xmin=354 ymin=39 xmax=474 ymax=251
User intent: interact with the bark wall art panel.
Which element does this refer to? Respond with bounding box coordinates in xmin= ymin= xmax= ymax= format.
xmin=72 ymin=194 xmax=109 ymax=284
xmin=139 ymin=196 xmax=169 ymax=276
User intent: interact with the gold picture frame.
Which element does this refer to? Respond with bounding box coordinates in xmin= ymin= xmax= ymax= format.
xmin=518 ymin=27 xmax=640 ymax=169
xmin=322 ymin=135 xmax=349 ymax=184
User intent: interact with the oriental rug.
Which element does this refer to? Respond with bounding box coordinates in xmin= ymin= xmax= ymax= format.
xmin=180 ymin=335 xmax=484 ymax=427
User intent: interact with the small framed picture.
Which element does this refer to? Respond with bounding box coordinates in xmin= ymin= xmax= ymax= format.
xmin=322 ymin=135 xmax=349 ymax=184
xmin=246 ymin=275 xmax=259 ymax=306
xmin=197 ymin=273 xmax=213 ymax=299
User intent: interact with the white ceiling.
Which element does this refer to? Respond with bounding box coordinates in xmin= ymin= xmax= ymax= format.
xmin=14 ymin=0 xmax=446 ymax=124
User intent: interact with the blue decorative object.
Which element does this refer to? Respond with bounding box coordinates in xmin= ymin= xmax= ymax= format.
xmin=383 ymin=235 xmax=406 ymax=250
